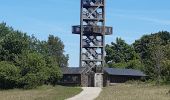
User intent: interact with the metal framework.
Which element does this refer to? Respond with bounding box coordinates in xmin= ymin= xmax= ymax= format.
xmin=72 ymin=0 xmax=112 ymax=74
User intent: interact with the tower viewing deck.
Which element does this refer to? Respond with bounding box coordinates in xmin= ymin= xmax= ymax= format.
xmin=72 ymin=25 xmax=112 ymax=35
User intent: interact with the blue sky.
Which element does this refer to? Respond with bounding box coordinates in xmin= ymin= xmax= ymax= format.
xmin=0 ymin=0 xmax=170 ymax=67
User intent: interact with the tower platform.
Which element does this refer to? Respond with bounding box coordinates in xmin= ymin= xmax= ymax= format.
xmin=72 ymin=25 xmax=112 ymax=35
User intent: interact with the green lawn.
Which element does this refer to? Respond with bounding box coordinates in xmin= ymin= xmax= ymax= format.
xmin=96 ymin=83 xmax=170 ymax=100
xmin=0 ymin=85 xmax=82 ymax=100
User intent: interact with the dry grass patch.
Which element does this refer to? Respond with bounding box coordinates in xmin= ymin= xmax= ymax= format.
xmin=0 ymin=85 xmax=82 ymax=100
xmin=96 ymin=84 xmax=170 ymax=100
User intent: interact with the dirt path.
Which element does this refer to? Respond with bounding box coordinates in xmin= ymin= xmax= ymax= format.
xmin=66 ymin=87 xmax=102 ymax=100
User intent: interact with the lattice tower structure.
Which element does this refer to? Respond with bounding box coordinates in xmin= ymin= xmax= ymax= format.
xmin=72 ymin=0 xmax=112 ymax=74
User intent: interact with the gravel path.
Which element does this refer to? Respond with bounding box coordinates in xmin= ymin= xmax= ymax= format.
xmin=66 ymin=87 xmax=102 ymax=100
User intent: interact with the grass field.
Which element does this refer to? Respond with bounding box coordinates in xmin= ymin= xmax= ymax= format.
xmin=96 ymin=83 xmax=170 ymax=100
xmin=0 ymin=85 xmax=82 ymax=100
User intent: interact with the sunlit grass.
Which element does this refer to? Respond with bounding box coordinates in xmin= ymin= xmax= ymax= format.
xmin=0 ymin=85 xmax=82 ymax=100
xmin=96 ymin=83 xmax=170 ymax=100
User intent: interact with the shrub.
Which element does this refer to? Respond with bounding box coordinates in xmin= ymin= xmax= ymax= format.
xmin=20 ymin=73 xmax=42 ymax=89
xmin=0 ymin=61 xmax=20 ymax=89
xmin=47 ymin=66 xmax=62 ymax=85
xmin=18 ymin=52 xmax=62 ymax=89
xmin=45 ymin=56 xmax=62 ymax=85
xmin=19 ymin=52 xmax=48 ymax=89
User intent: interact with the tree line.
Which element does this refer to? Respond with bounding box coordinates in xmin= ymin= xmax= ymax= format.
xmin=0 ymin=22 xmax=170 ymax=89
xmin=0 ymin=23 xmax=68 ymax=89
xmin=106 ymin=31 xmax=170 ymax=84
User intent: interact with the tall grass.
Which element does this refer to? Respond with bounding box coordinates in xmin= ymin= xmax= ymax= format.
xmin=96 ymin=83 xmax=170 ymax=100
xmin=0 ymin=85 xmax=82 ymax=100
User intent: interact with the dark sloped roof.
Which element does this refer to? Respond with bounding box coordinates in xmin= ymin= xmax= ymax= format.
xmin=104 ymin=68 xmax=146 ymax=77
xmin=61 ymin=67 xmax=146 ymax=77
xmin=61 ymin=67 xmax=85 ymax=74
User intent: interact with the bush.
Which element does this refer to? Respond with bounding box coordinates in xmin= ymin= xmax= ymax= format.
xmin=47 ymin=66 xmax=62 ymax=85
xmin=19 ymin=52 xmax=47 ymax=75
xmin=20 ymin=73 xmax=43 ymax=89
xmin=18 ymin=52 xmax=62 ymax=89
xmin=17 ymin=52 xmax=48 ymax=89
xmin=45 ymin=56 xmax=62 ymax=85
xmin=0 ymin=61 xmax=20 ymax=89
xmin=19 ymin=52 xmax=48 ymax=89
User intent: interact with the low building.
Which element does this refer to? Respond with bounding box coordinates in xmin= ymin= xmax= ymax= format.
xmin=58 ymin=67 xmax=85 ymax=86
xmin=59 ymin=67 xmax=146 ymax=87
xmin=103 ymin=68 xmax=146 ymax=86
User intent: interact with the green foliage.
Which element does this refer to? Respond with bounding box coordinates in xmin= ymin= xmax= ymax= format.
xmin=0 ymin=22 xmax=68 ymax=89
xmin=0 ymin=61 xmax=20 ymax=89
xmin=106 ymin=31 xmax=170 ymax=83
xmin=0 ymin=23 xmax=29 ymax=62
xmin=47 ymin=66 xmax=62 ymax=85
xmin=106 ymin=38 xmax=143 ymax=70
xmin=18 ymin=52 xmax=48 ymax=89
xmin=19 ymin=52 xmax=47 ymax=75
xmin=37 ymin=35 xmax=69 ymax=67
xmin=133 ymin=31 xmax=170 ymax=83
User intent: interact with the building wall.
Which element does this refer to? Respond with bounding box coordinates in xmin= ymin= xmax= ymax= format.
xmin=109 ymin=75 xmax=142 ymax=83
xmin=103 ymin=73 xmax=110 ymax=87
xmin=59 ymin=72 xmax=96 ymax=87
xmin=59 ymin=74 xmax=81 ymax=86
xmin=59 ymin=73 xmax=144 ymax=87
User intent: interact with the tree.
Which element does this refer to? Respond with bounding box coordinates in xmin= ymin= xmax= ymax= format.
xmin=150 ymin=37 xmax=164 ymax=84
xmin=0 ymin=22 xmax=67 ymax=89
xmin=133 ymin=31 xmax=170 ymax=83
xmin=34 ymin=35 xmax=69 ymax=67
xmin=162 ymin=43 xmax=170 ymax=82
xmin=47 ymin=35 xmax=69 ymax=67
xmin=105 ymin=38 xmax=143 ymax=69
xmin=0 ymin=23 xmax=30 ymax=63
xmin=133 ymin=31 xmax=170 ymax=61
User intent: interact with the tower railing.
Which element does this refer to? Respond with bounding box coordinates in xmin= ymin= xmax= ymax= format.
xmin=72 ymin=25 xmax=112 ymax=35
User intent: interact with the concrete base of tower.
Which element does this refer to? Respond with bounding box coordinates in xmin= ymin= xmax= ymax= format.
xmin=81 ymin=72 xmax=103 ymax=87
xmin=94 ymin=73 xmax=103 ymax=87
